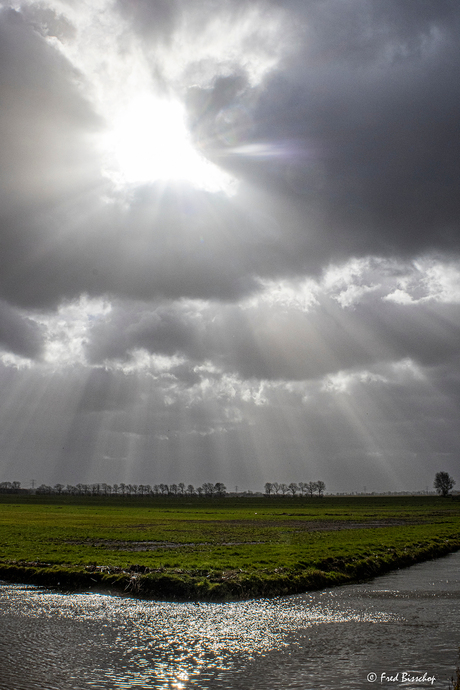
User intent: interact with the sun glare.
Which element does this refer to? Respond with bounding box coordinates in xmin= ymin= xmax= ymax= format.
xmin=102 ymin=94 xmax=236 ymax=194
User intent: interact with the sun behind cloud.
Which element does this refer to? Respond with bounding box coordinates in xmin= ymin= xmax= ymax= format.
xmin=101 ymin=92 xmax=236 ymax=194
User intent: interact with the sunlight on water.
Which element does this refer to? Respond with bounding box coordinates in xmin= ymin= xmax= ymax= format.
xmin=0 ymin=585 xmax=397 ymax=689
xmin=2 ymin=553 xmax=460 ymax=690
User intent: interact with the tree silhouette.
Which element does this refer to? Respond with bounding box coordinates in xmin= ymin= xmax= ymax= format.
xmin=307 ymin=481 xmax=318 ymax=498
xmin=202 ymin=482 xmax=215 ymax=497
xmin=316 ymin=480 xmax=326 ymax=497
xmin=298 ymin=482 xmax=307 ymax=497
xmin=434 ymin=471 xmax=455 ymax=497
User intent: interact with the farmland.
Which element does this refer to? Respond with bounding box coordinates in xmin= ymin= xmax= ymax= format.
xmin=1 ymin=494 xmax=459 ymax=600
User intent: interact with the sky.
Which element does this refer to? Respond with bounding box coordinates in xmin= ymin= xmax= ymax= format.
xmin=0 ymin=0 xmax=459 ymax=493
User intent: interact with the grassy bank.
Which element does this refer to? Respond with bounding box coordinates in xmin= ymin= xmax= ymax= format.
xmin=1 ymin=495 xmax=459 ymax=600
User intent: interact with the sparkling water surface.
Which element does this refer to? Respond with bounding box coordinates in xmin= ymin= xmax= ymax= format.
xmin=1 ymin=551 xmax=459 ymax=690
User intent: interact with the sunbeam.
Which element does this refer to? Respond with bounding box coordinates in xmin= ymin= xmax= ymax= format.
xmin=1 ymin=1 xmax=460 ymax=492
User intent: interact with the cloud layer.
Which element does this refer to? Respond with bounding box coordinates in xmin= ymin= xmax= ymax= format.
xmin=1 ymin=0 xmax=459 ymax=491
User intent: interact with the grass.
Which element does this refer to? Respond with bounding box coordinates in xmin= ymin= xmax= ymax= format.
xmin=1 ymin=494 xmax=459 ymax=600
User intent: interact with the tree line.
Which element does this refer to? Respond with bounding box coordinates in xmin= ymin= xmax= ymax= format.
xmin=264 ymin=481 xmax=325 ymax=497
xmin=1 ymin=473 xmax=454 ymax=497
xmin=0 ymin=480 xmax=326 ymax=497
xmin=0 ymin=481 xmax=228 ymax=497
xmin=0 ymin=480 xmax=324 ymax=497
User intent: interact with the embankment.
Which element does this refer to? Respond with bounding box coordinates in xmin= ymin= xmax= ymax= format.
xmin=1 ymin=537 xmax=459 ymax=601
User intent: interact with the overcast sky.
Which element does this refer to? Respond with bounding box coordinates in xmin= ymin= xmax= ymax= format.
xmin=1 ymin=0 xmax=459 ymax=493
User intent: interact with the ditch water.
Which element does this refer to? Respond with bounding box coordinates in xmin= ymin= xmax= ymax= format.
xmin=1 ymin=551 xmax=459 ymax=690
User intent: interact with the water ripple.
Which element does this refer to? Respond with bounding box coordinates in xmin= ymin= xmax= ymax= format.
xmin=1 ymin=552 xmax=459 ymax=690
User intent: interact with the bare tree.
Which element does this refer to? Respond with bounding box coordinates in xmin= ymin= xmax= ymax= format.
xmin=288 ymin=482 xmax=299 ymax=497
xmin=264 ymin=482 xmax=274 ymax=495
xmin=434 ymin=472 xmax=455 ymax=497
xmin=214 ymin=482 xmax=227 ymax=497
xmin=316 ymin=480 xmax=326 ymax=497
xmin=307 ymin=481 xmax=318 ymax=498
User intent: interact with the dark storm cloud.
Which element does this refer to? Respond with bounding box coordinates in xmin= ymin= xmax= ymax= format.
xmin=0 ymin=184 xmax=259 ymax=309
xmin=86 ymin=299 xmax=207 ymax=364
xmin=3 ymin=1 xmax=459 ymax=313
xmin=85 ymin=292 xmax=460 ymax=383
xmin=2 ymin=0 xmax=460 ymax=493
xmin=0 ymin=8 xmax=100 ymax=211
xmin=192 ymin=0 xmax=460 ymax=268
xmin=0 ymin=5 xmax=259 ymax=309
xmin=0 ymin=7 xmax=105 ymax=308
xmin=215 ymin=299 xmax=460 ymax=381
xmin=0 ymin=300 xmax=43 ymax=359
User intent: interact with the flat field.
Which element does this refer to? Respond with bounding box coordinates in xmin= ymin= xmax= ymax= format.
xmin=1 ymin=494 xmax=459 ymax=600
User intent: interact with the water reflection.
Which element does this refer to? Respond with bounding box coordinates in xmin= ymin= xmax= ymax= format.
xmin=1 ymin=585 xmax=397 ymax=689
xmin=1 ymin=551 xmax=459 ymax=690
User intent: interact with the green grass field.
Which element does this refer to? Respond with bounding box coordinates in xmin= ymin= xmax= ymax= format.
xmin=1 ymin=494 xmax=459 ymax=600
